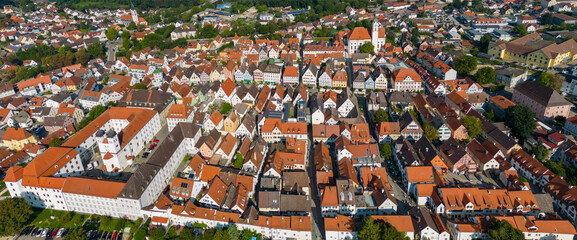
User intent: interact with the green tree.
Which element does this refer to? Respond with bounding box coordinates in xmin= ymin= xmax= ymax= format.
xmin=49 ymin=137 xmax=63 ymax=147
xmin=532 ymin=140 xmax=549 ymax=161
xmin=479 ymin=34 xmax=492 ymax=53
xmin=381 ymin=222 xmax=407 ymax=240
xmin=128 ymin=22 xmax=137 ymax=30
xmin=239 ymin=230 xmax=260 ymax=240
xmin=488 ymin=220 xmax=525 ymax=240
xmin=505 ymin=105 xmax=536 ymax=141
xmin=539 ymin=72 xmax=564 ymax=91
xmin=554 ymin=116 xmax=567 ymax=128
xmin=453 ymin=55 xmax=478 ymax=75
xmin=474 ymin=67 xmax=496 ymax=84
xmin=87 ymin=42 xmax=106 ymax=59
xmin=234 ymin=154 xmax=244 ymax=169
xmin=75 ymin=48 xmax=91 ymax=66
xmin=134 ymin=229 xmax=147 ymax=240
xmin=541 ymin=13 xmax=553 ymax=25
xmin=461 ymin=116 xmax=482 ymax=138
xmin=372 ymin=109 xmax=389 ymax=123
xmin=379 ymin=143 xmax=393 ymax=160
xmin=220 ymin=103 xmax=232 ymax=115
xmin=0 ymin=198 xmax=34 ymax=236
xmin=423 ymin=123 xmax=439 ymax=140
xmin=64 ymin=229 xmax=88 ymax=240
xmin=179 ymin=227 xmax=196 ymax=240
xmin=358 ymin=217 xmax=380 ymax=240
xmin=513 ymin=24 xmax=528 ymax=36
xmin=133 ymin=83 xmax=148 ymax=89
xmin=359 ymin=42 xmax=375 ymax=53
xmin=165 ymin=227 xmax=178 ymax=240
xmin=130 ymin=218 xmax=143 ymax=235
xmin=358 ymin=217 xmax=407 ymax=240
xmin=148 ymin=228 xmax=165 ymax=240
xmin=78 ymin=105 xmax=106 ymax=130
xmin=484 ymin=109 xmax=496 ymax=122
xmin=122 ymin=30 xmax=131 ymax=40
xmin=227 ymin=224 xmax=240 ymax=240
xmin=106 ymin=27 xmax=119 ymax=41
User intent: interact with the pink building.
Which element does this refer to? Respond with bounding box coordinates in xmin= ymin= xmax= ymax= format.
xmin=512 ymin=81 xmax=571 ymax=121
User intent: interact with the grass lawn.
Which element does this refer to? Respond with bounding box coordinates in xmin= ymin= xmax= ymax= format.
xmin=29 ymin=208 xmax=90 ymax=229
xmin=84 ymin=216 xmax=132 ymax=232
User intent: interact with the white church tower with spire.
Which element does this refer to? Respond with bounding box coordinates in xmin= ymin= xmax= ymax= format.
xmin=371 ymin=19 xmax=386 ymax=53
xmin=130 ymin=1 xmax=138 ymax=23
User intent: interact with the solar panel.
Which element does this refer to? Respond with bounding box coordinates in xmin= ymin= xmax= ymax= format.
xmin=180 ymin=182 xmax=189 ymax=188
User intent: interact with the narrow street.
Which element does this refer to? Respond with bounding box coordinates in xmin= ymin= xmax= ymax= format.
xmin=307 ymin=124 xmax=325 ymax=240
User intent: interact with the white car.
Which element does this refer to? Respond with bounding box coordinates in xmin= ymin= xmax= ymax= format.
xmin=56 ymin=228 xmax=65 ymax=238
xmin=36 ymin=228 xmax=44 ymax=237
xmin=41 ymin=228 xmax=49 ymax=238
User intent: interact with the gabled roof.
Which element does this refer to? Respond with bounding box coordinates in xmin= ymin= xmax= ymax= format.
xmin=348 ymin=27 xmax=371 ymax=40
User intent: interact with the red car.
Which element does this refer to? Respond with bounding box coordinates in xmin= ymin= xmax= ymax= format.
xmin=112 ymin=231 xmax=117 ymax=240
xmin=51 ymin=228 xmax=59 ymax=238
xmin=153 ymin=139 xmax=160 ymax=143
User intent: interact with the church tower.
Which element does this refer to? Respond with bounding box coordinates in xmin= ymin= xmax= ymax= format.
xmin=371 ymin=19 xmax=380 ymax=53
xmin=131 ymin=1 xmax=138 ymax=23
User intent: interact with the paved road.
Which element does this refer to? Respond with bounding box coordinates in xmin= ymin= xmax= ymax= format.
xmin=106 ymin=40 xmax=122 ymax=63
xmin=307 ymin=126 xmax=325 ymax=240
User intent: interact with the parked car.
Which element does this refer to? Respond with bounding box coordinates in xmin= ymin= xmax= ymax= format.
xmin=56 ymin=228 xmax=65 ymax=238
xmin=51 ymin=228 xmax=59 ymax=237
xmin=61 ymin=228 xmax=70 ymax=237
xmin=40 ymin=228 xmax=49 ymax=238
xmin=112 ymin=231 xmax=117 ymax=240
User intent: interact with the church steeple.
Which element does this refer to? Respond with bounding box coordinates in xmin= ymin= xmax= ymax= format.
xmin=371 ymin=19 xmax=380 ymax=53
xmin=130 ymin=1 xmax=138 ymax=23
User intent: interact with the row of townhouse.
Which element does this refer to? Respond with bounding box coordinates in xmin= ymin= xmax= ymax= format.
xmin=510 ymin=149 xmax=577 ymax=224
xmin=447 ymin=215 xmax=576 ymax=240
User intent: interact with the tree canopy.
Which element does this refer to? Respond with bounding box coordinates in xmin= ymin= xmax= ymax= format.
xmin=63 ymin=229 xmax=88 ymax=240
xmin=532 ymin=140 xmax=549 ymax=161
xmin=423 ymin=123 xmax=439 ymax=140
xmin=488 ymin=220 xmax=525 ymax=240
xmin=0 ymin=198 xmax=34 ymax=236
xmin=372 ymin=109 xmax=389 ymax=123
xmin=453 ymin=55 xmax=478 ymax=75
xmin=474 ymin=67 xmax=496 ymax=84
xmin=106 ymin=27 xmax=119 ymax=41
xmin=49 ymin=137 xmax=63 ymax=147
xmin=513 ymin=24 xmax=528 ymax=36
xmin=461 ymin=116 xmax=482 ymax=139
xmin=358 ymin=217 xmax=408 ymax=240
xmin=133 ymin=83 xmax=148 ymax=89
xmin=359 ymin=42 xmax=375 ymax=54
xmin=539 ymin=72 xmax=564 ymax=91
xmin=148 ymin=228 xmax=165 ymax=240
xmin=220 ymin=103 xmax=233 ymax=115
xmin=78 ymin=105 xmax=106 ymax=130
xmin=479 ymin=34 xmax=492 ymax=53
xmin=505 ymin=105 xmax=536 ymax=140
xmin=379 ymin=143 xmax=393 ymax=160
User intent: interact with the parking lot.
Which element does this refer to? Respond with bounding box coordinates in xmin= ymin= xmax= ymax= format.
xmin=17 ymin=226 xmax=125 ymax=240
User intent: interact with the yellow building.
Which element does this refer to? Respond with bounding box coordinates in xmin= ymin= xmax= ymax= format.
xmin=332 ymin=70 xmax=348 ymax=88
xmin=489 ymin=34 xmax=577 ymax=68
xmin=2 ymin=127 xmax=38 ymax=151
xmin=223 ymin=112 xmax=240 ymax=133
